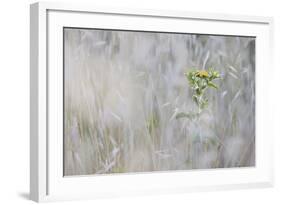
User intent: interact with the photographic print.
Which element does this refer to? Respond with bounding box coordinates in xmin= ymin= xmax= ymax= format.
xmin=63 ymin=28 xmax=255 ymax=176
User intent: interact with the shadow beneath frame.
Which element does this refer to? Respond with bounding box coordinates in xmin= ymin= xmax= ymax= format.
xmin=18 ymin=192 xmax=30 ymax=200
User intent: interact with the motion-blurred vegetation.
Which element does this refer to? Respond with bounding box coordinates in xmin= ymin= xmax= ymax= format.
xmin=64 ymin=28 xmax=255 ymax=176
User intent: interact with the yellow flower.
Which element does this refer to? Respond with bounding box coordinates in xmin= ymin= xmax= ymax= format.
xmin=196 ymin=70 xmax=209 ymax=78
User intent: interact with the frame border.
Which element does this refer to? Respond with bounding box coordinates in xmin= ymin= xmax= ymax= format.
xmin=30 ymin=1 xmax=274 ymax=202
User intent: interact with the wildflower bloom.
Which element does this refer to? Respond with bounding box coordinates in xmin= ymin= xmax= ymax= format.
xmin=196 ymin=70 xmax=209 ymax=78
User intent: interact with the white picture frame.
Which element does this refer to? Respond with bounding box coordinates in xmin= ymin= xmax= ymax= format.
xmin=30 ymin=1 xmax=274 ymax=202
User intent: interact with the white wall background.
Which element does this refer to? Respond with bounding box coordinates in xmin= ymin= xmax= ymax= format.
xmin=0 ymin=0 xmax=280 ymax=204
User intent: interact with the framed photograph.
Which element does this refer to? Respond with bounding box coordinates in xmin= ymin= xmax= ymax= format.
xmin=30 ymin=2 xmax=274 ymax=202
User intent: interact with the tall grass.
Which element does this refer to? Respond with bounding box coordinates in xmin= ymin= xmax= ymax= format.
xmin=64 ymin=28 xmax=255 ymax=176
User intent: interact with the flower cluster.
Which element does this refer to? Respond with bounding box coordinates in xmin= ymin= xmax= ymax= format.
xmin=185 ymin=68 xmax=220 ymax=112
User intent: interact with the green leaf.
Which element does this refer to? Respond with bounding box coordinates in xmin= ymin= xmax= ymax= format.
xmin=200 ymin=98 xmax=208 ymax=109
xmin=207 ymin=81 xmax=218 ymax=89
xmin=195 ymin=88 xmax=202 ymax=95
xmin=192 ymin=95 xmax=200 ymax=106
